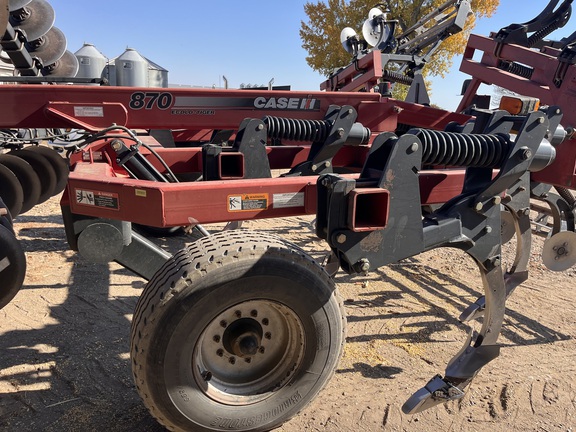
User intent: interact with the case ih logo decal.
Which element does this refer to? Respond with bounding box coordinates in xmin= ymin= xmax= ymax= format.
xmin=253 ymin=97 xmax=320 ymax=110
xmin=128 ymin=94 xmax=321 ymax=114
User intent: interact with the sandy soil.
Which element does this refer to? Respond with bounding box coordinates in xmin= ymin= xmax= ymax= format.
xmin=0 ymin=194 xmax=574 ymax=431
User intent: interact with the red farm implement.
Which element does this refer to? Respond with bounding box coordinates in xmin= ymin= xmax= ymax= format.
xmin=0 ymin=0 xmax=576 ymax=430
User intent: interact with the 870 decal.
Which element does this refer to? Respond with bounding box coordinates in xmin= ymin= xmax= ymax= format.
xmin=129 ymin=92 xmax=173 ymax=110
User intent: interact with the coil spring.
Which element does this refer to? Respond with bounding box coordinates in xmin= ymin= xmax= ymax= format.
xmin=556 ymin=186 xmax=576 ymax=209
xmin=410 ymin=129 xmax=510 ymax=168
xmin=500 ymin=61 xmax=534 ymax=79
xmin=383 ymin=70 xmax=414 ymax=86
xmin=528 ymin=20 xmax=566 ymax=48
xmin=263 ymin=116 xmax=330 ymax=142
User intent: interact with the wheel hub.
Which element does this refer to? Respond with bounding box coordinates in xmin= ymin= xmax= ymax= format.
xmin=193 ymin=300 xmax=305 ymax=405
xmin=223 ymin=318 xmax=263 ymax=357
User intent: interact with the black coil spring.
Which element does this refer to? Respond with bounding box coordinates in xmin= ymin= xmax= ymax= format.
xmin=383 ymin=70 xmax=414 ymax=86
xmin=556 ymin=186 xmax=576 ymax=209
xmin=263 ymin=116 xmax=330 ymax=142
xmin=528 ymin=19 xmax=566 ymax=48
xmin=500 ymin=61 xmax=534 ymax=79
xmin=410 ymin=129 xmax=510 ymax=168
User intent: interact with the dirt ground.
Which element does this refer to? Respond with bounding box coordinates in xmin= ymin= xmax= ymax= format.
xmin=0 ymin=194 xmax=575 ymax=432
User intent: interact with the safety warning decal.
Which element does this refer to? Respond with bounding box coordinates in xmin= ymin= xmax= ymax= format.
xmin=75 ymin=189 xmax=119 ymax=211
xmin=228 ymin=194 xmax=268 ymax=212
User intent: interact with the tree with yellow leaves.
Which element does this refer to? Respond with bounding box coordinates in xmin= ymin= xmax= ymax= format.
xmin=300 ymin=0 xmax=499 ymax=80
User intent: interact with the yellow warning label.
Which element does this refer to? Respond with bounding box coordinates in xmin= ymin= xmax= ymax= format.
xmin=228 ymin=194 xmax=269 ymax=212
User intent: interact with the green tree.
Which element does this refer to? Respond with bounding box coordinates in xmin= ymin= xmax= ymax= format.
xmin=300 ymin=0 xmax=499 ymax=79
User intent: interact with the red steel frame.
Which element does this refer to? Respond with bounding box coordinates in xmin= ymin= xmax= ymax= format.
xmin=0 ymin=84 xmax=474 ymax=227
xmin=459 ymin=34 xmax=576 ymax=188
xmin=0 ymin=85 xmax=468 ymax=133
xmin=62 ymin=140 xmax=468 ymax=227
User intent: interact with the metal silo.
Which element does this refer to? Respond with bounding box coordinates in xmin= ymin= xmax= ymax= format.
xmin=115 ymin=48 xmax=147 ymax=87
xmin=75 ymin=43 xmax=108 ymax=83
xmin=145 ymin=57 xmax=168 ymax=88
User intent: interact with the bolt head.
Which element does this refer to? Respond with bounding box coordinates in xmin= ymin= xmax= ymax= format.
xmin=336 ymin=234 xmax=347 ymax=244
xmin=519 ymin=147 xmax=533 ymax=160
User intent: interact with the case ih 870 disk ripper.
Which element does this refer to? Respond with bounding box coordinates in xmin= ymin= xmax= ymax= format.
xmin=1 ymin=0 xmax=576 ymax=430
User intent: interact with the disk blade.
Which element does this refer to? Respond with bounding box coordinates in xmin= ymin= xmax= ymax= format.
xmin=542 ymin=230 xmax=576 ymax=271
xmin=25 ymin=26 xmax=67 ymax=66
xmin=41 ymin=49 xmax=79 ymax=77
xmin=9 ymin=0 xmax=55 ymax=41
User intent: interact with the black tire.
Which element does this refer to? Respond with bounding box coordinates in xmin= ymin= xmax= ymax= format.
xmin=0 ymin=163 xmax=24 ymax=217
xmin=8 ymin=149 xmax=57 ymax=204
xmin=131 ymin=230 xmax=345 ymax=432
xmin=0 ymin=154 xmax=42 ymax=214
xmin=26 ymin=145 xmax=69 ymax=195
xmin=0 ymin=224 xmax=26 ymax=309
xmin=0 ymin=196 xmax=14 ymax=234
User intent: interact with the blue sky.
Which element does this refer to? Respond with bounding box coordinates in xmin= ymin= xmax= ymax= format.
xmin=46 ymin=1 xmax=571 ymax=111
